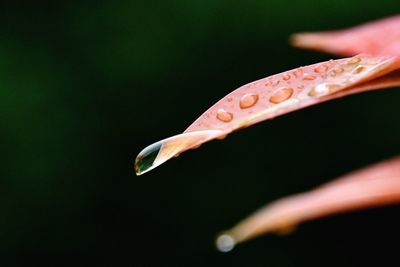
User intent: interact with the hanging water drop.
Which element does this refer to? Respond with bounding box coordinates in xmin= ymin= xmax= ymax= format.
xmin=135 ymin=141 xmax=163 ymax=175
xmin=216 ymin=233 xmax=236 ymax=252
xmin=134 ymin=130 xmax=225 ymax=175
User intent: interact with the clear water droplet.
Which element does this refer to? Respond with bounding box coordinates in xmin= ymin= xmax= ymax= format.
xmin=217 ymin=108 xmax=233 ymax=122
xmin=216 ymin=233 xmax=236 ymax=252
xmin=239 ymin=93 xmax=259 ymax=109
xmin=303 ymin=73 xmax=316 ymax=80
xmin=314 ymin=64 xmax=328 ymax=73
xmin=282 ymin=73 xmax=291 ymax=80
xmin=272 ymin=80 xmax=281 ymax=86
xmin=347 ymin=56 xmax=361 ymax=64
xmin=334 ymin=67 xmax=344 ymax=73
xmin=353 ymin=65 xmax=365 ymax=74
xmin=135 ymin=130 xmax=224 ymax=175
xmin=308 ymin=83 xmax=341 ymax=97
xmin=269 ymin=87 xmax=294 ymax=103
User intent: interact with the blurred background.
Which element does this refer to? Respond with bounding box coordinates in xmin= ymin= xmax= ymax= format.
xmin=1 ymin=0 xmax=400 ymax=266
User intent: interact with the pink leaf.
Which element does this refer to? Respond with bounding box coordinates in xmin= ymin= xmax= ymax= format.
xmin=291 ymin=15 xmax=400 ymax=57
xmin=135 ymin=55 xmax=400 ymax=175
xmin=216 ymin=157 xmax=400 ymax=252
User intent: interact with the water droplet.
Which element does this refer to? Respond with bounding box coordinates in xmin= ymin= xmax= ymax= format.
xmin=239 ymin=93 xmax=259 ymax=109
xmin=135 ymin=142 xmax=163 ymax=175
xmin=217 ymin=108 xmax=233 ymax=122
xmin=314 ymin=64 xmax=328 ymax=73
xmin=216 ymin=233 xmax=236 ymax=252
xmin=269 ymin=87 xmax=294 ymax=103
xmin=303 ymin=73 xmax=316 ymax=80
xmin=272 ymin=80 xmax=280 ymax=86
xmin=333 ymin=67 xmax=344 ymax=73
xmin=308 ymin=83 xmax=341 ymax=97
xmin=353 ymin=65 xmax=365 ymax=74
xmin=282 ymin=73 xmax=291 ymax=80
xmin=347 ymin=56 xmax=361 ymax=64
xmin=135 ymin=130 xmax=224 ymax=175
xmin=227 ymin=96 xmax=233 ymax=102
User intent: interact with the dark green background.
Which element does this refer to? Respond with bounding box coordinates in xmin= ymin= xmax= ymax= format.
xmin=1 ymin=0 xmax=400 ymax=266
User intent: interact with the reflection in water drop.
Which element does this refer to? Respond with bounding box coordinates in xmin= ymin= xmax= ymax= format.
xmin=216 ymin=233 xmax=236 ymax=252
xmin=135 ymin=142 xmax=162 ymax=175
xmin=135 ymin=130 xmax=225 ymax=175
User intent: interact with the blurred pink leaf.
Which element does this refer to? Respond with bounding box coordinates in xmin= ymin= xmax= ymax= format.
xmin=291 ymin=15 xmax=400 ymax=56
xmin=216 ymin=157 xmax=400 ymax=252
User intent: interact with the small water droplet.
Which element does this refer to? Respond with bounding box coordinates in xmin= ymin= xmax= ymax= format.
xmin=272 ymin=80 xmax=281 ymax=86
xmin=334 ymin=67 xmax=344 ymax=73
xmin=269 ymin=87 xmax=294 ymax=103
xmin=227 ymin=96 xmax=233 ymax=102
xmin=217 ymin=108 xmax=233 ymax=122
xmin=353 ymin=65 xmax=365 ymax=74
xmin=314 ymin=64 xmax=328 ymax=73
xmin=239 ymin=93 xmax=259 ymax=109
xmin=216 ymin=233 xmax=236 ymax=252
xmin=282 ymin=73 xmax=291 ymax=80
xmin=303 ymin=73 xmax=316 ymax=80
xmin=347 ymin=56 xmax=361 ymax=64
xmin=308 ymin=83 xmax=341 ymax=97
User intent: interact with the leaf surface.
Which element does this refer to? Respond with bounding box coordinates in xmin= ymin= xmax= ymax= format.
xmin=135 ymin=55 xmax=400 ymax=175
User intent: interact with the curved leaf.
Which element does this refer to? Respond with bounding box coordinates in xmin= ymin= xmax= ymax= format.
xmin=291 ymin=15 xmax=400 ymax=56
xmin=216 ymin=157 xmax=400 ymax=252
xmin=135 ymin=55 xmax=400 ymax=175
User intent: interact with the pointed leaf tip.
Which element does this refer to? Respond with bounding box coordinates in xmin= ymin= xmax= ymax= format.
xmin=137 ymin=55 xmax=400 ymax=174
xmin=218 ymin=157 xmax=400 ymax=245
xmin=135 ymin=130 xmax=224 ymax=175
xmin=291 ymin=15 xmax=400 ymax=57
